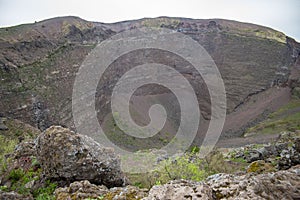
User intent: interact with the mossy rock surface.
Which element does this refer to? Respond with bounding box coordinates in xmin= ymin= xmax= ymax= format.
xmin=247 ymin=160 xmax=275 ymax=173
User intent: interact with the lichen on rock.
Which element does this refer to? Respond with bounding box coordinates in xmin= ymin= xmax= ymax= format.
xmin=55 ymin=180 xmax=148 ymax=200
xmin=35 ymin=126 xmax=126 ymax=187
xmin=145 ymin=165 xmax=300 ymax=200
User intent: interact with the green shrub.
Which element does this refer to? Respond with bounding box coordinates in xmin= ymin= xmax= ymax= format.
xmin=4 ymin=167 xmax=56 ymax=198
xmin=32 ymin=180 xmax=57 ymax=199
xmin=133 ymin=182 xmax=143 ymax=188
xmin=189 ymin=146 xmax=200 ymax=154
xmin=204 ymin=151 xmax=228 ymax=174
xmin=0 ymin=135 xmax=18 ymax=173
xmin=230 ymin=157 xmax=247 ymax=163
xmin=127 ymin=149 xmax=248 ymax=188
xmin=9 ymin=168 xmax=25 ymax=182
xmin=84 ymin=197 xmax=104 ymax=200
xmin=0 ymin=185 xmax=9 ymax=192
xmin=8 ymin=168 xmax=40 ymax=195
xmin=153 ymin=154 xmax=207 ymax=184
xmin=35 ymin=193 xmax=55 ymax=200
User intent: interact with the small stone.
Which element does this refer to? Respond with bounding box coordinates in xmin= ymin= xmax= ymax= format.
xmin=25 ymin=180 xmax=35 ymax=189
xmin=246 ymin=150 xmax=262 ymax=162
xmin=0 ymin=118 xmax=8 ymax=130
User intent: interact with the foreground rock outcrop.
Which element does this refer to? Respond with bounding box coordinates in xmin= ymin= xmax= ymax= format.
xmin=144 ymin=165 xmax=300 ymax=200
xmin=52 ymin=165 xmax=300 ymax=200
xmin=144 ymin=180 xmax=213 ymax=200
xmin=55 ymin=180 xmax=148 ymax=200
xmin=35 ymin=126 xmax=125 ymax=187
xmin=1 ymin=124 xmax=300 ymax=199
xmin=0 ymin=191 xmax=33 ymax=200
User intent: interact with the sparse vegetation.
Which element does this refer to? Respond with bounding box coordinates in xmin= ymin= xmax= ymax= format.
xmin=0 ymin=119 xmax=54 ymax=199
xmin=33 ymin=180 xmax=57 ymax=200
xmin=141 ymin=18 xmax=180 ymax=28
xmin=84 ymin=197 xmax=104 ymax=200
xmin=2 ymin=166 xmax=56 ymax=199
xmin=245 ymin=99 xmax=300 ymax=135
xmin=0 ymin=119 xmax=40 ymax=173
xmin=0 ymin=135 xmax=18 ymax=172
xmin=269 ymin=99 xmax=300 ymax=119
xmin=154 ymin=154 xmax=207 ymax=183
xmin=127 ymin=149 xmax=247 ymax=188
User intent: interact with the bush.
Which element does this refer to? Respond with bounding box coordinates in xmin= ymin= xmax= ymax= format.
xmin=127 ymin=149 xmax=248 ymax=188
xmin=35 ymin=193 xmax=55 ymax=200
xmin=32 ymin=180 xmax=57 ymax=199
xmin=204 ymin=150 xmax=233 ymax=174
xmin=4 ymin=167 xmax=56 ymax=199
xmin=153 ymin=154 xmax=207 ymax=185
xmin=0 ymin=135 xmax=18 ymax=173
xmin=9 ymin=168 xmax=25 ymax=182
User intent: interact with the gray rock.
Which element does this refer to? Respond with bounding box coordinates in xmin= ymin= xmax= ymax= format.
xmin=275 ymin=142 xmax=289 ymax=154
xmin=292 ymin=86 xmax=300 ymax=98
xmin=206 ymin=173 xmax=227 ymax=182
xmin=55 ymin=180 xmax=148 ymax=200
xmin=143 ymin=180 xmax=214 ymax=200
xmin=233 ymin=148 xmax=245 ymax=159
xmin=0 ymin=124 xmax=8 ymax=130
xmin=294 ymin=137 xmax=300 ymax=152
xmin=0 ymin=191 xmax=33 ymax=200
xmin=144 ymin=165 xmax=300 ymax=199
xmin=13 ymin=141 xmax=35 ymax=159
xmin=0 ymin=118 xmax=8 ymax=130
xmin=35 ymin=126 xmax=126 ymax=187
xmin=260 ymin=145 xmax=277 ymax=158
xmin=55 ymin=180 xmax=108 ymax=200
xmin=246 ymin=150 xmax=262 ymax=162
xmin=207 ymin=165 xmax=300 ymax=199
xmin=24 ymin=180 xmax=35 ymax=189
xmin=278 ymin=148 xmax=300 ymax=170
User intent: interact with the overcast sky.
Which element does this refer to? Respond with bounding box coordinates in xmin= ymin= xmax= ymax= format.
xmin=0 ymin=0 xmax=299 ymax=41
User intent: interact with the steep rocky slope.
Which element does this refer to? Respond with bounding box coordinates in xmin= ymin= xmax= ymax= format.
xmin=0 ymin=16 xmax=299 ymax=147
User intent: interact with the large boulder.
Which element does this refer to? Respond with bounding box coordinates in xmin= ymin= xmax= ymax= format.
xmin=35 ymin=126 xmax=125 ymax=187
